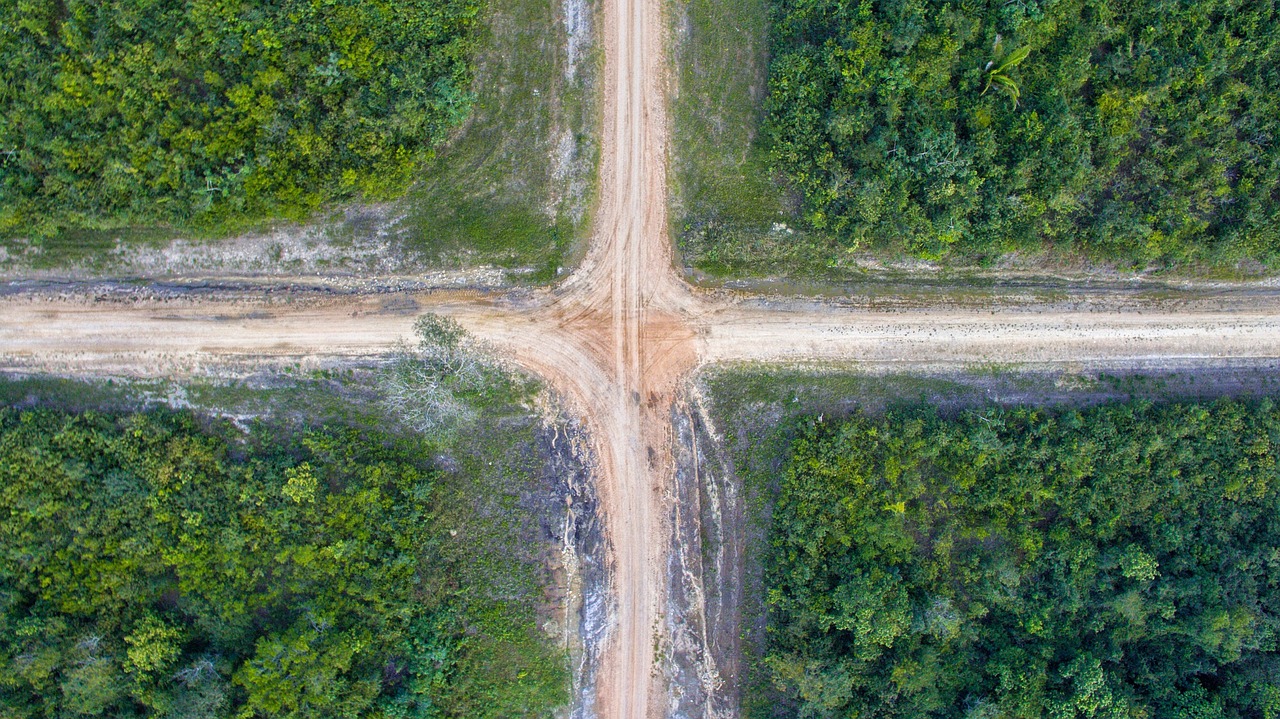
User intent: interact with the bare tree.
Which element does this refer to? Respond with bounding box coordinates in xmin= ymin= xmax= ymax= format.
xmin=379 ymin=314 xmax=491 ymax=434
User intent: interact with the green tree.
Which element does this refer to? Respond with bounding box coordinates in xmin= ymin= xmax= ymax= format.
xmin=0 ymin=408 xmax=568 ymax=717
xmin=761 ymin=399 xmax=1280 ymax=718
xmin=764 ymin=0 xmax=1280 ymax=266
xmin=0 ymin=0 xmax=484 ymax=239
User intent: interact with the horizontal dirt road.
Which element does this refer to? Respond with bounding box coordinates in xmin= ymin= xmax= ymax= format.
xmin=700 ymin=300 xmax=1280 ymax=366
xmin=7 ymin=292 xmax=1280 ymax=376
xmin=7 ymin=287 xmax=1280 ymax=719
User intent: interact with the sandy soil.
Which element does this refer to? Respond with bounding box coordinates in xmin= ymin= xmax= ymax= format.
xmin=4 ymin=0 xmax=1280 ymax=716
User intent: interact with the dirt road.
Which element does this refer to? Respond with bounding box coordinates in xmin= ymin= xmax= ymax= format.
xmin=4 ymin=0 xmax=1280 ymax=715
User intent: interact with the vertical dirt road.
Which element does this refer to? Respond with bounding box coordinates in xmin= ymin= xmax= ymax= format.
xmin=521 ymin=0 xmax=699 ymax=712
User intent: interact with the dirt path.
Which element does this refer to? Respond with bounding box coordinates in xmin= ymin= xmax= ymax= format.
xmin=5 ymin=0 xmax=1280 ymax=716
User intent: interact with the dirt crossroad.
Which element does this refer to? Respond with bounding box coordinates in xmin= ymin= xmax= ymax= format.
xmin=5 ymin=0 xmax=1280 ymax=715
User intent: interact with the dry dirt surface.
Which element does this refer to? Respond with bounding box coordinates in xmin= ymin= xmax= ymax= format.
xmin=5 ymin=0 xmax=1280 ymax=716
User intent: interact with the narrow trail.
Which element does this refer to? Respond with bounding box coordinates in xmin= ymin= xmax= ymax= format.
xmin=4 ymin=0 xmax=1280 ymax=716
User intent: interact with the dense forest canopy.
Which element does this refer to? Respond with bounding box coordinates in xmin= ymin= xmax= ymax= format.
xmin=764 ymin=399 xmax=1280 ymax=718
xmin=0 ymin=0 xmax=482 ymax=238
xmin=0 ymin=409 xmax=565 ymax=718
xmin=765 ymin=0 xmax=1280 ymax=265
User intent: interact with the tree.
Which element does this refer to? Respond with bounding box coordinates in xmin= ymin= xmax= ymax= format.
xmin=761 ymin=399 xmax=1280 ymax=718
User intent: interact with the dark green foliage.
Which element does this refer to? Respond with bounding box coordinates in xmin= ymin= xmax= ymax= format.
xmin=0 ymin=0 xmax=481 ymax=238
xmin=0 ymin=408 xmax=566 ymax=718
xmin=765 ymin=0 xmax=1280 ymax=265
xmin=765 ymin=400 xmax=1280 ymax=717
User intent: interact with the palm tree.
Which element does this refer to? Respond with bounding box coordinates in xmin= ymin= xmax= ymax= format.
xmin=982 ymin=45 xmax=1031 ymax=108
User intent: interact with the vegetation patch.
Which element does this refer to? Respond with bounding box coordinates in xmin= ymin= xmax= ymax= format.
xmin=0 ymin=323 xmax=579 ymax=717
xmin=698 ymin=367 xmax=1280 ymax=716
xmin=765 ymin=0 xmax=1280 ymax=269
xmin=0 ymin=0 xmax=598 ymax=281
xmin=1 ymin=0 xmax=481 ymax=239
xmin=753 ymin=399 xmax=1280 ymax=717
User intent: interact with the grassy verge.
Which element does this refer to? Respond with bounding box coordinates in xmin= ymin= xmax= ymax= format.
xmin=699 ymin=363 xmax=1280 ymax=716
xmin=1 ymin=0 xmax=599 ymax=283
xmin=668 ymin=0 xmax=832 ymax=281
xmin=394 ymin=0 xmax=600 ymax=282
